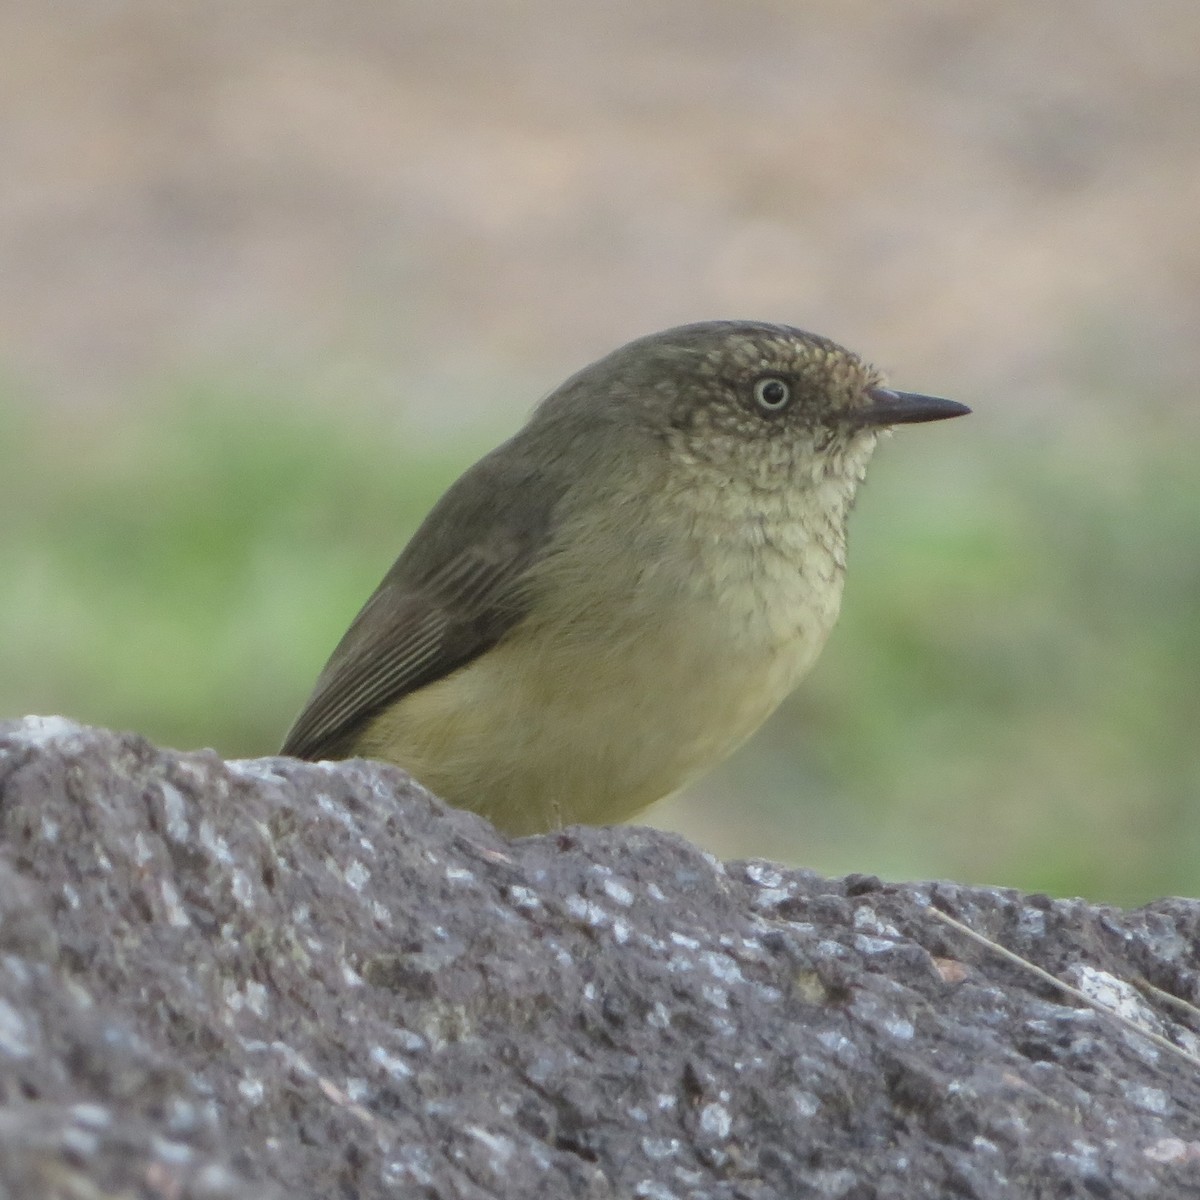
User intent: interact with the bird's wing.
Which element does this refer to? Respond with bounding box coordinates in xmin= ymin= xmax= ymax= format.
xmin=280 ymin=447 xmax=565 ymax=761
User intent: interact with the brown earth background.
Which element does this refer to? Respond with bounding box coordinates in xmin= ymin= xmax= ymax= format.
xmin=1 ymin=0 xmax=1198 ymax=902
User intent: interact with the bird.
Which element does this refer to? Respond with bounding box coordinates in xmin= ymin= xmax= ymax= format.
xmin=281 ymin=321 xmax=969 ymax=835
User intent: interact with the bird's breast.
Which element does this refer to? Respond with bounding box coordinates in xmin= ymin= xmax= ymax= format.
xmin=360 ymin=482 xmax=853 ymax=834
xmin=536 ymin=487 xmax=850 ymax=749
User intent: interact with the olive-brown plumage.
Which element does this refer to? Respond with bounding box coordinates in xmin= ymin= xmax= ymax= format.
xmin=282 ymin=321 xmax=968 ymax=833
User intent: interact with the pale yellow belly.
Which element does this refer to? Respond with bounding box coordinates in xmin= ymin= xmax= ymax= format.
xmin=355 ymin=573 xmax=840 ymax=835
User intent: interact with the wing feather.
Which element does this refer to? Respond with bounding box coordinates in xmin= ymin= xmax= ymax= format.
xmin=280 ymin=444 xmax=566 ymax=761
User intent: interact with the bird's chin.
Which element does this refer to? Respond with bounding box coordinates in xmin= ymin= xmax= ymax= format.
xmin=827 ymin=424 xmax=881 ymax=454
xmin=827 ymin=427 xmax=880 ymax=483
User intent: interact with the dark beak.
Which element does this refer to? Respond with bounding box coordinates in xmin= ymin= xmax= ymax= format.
xmin=854 ymin=387 xmax=971 ymax=428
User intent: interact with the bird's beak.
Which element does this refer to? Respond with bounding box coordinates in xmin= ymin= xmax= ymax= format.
xmin=853 ymin=387 xmax=971 ymax=427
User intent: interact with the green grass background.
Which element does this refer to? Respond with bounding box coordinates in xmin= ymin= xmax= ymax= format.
xmin=2 ymin=381 xmax=1197 ymax=905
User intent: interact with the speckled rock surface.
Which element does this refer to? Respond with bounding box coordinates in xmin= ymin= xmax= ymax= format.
xmin=1 ymin=718 xmax=1199 ymax=1199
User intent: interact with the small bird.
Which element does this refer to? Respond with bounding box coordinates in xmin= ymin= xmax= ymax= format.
xmin=282 ymin=322 xmax=968 ymax=835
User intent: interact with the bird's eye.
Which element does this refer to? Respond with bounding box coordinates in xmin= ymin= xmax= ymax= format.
xmin=752 ymin=377 xmax=791 ymax=413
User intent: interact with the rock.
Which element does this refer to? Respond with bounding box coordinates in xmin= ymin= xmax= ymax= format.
xmin=1 ymin=716 xmax=1198 ymax=1199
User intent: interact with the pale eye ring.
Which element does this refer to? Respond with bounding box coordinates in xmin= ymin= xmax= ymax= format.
xmin=752 ymin=376 xmax=791 ymax=412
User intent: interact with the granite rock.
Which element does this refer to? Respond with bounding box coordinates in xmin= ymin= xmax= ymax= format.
xmin=1 ymin=717 xmax=1198 ymax=1199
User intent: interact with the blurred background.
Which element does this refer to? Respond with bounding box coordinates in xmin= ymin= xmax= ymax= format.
xmin=1 ymin=0 xmax=1197 ymax=904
